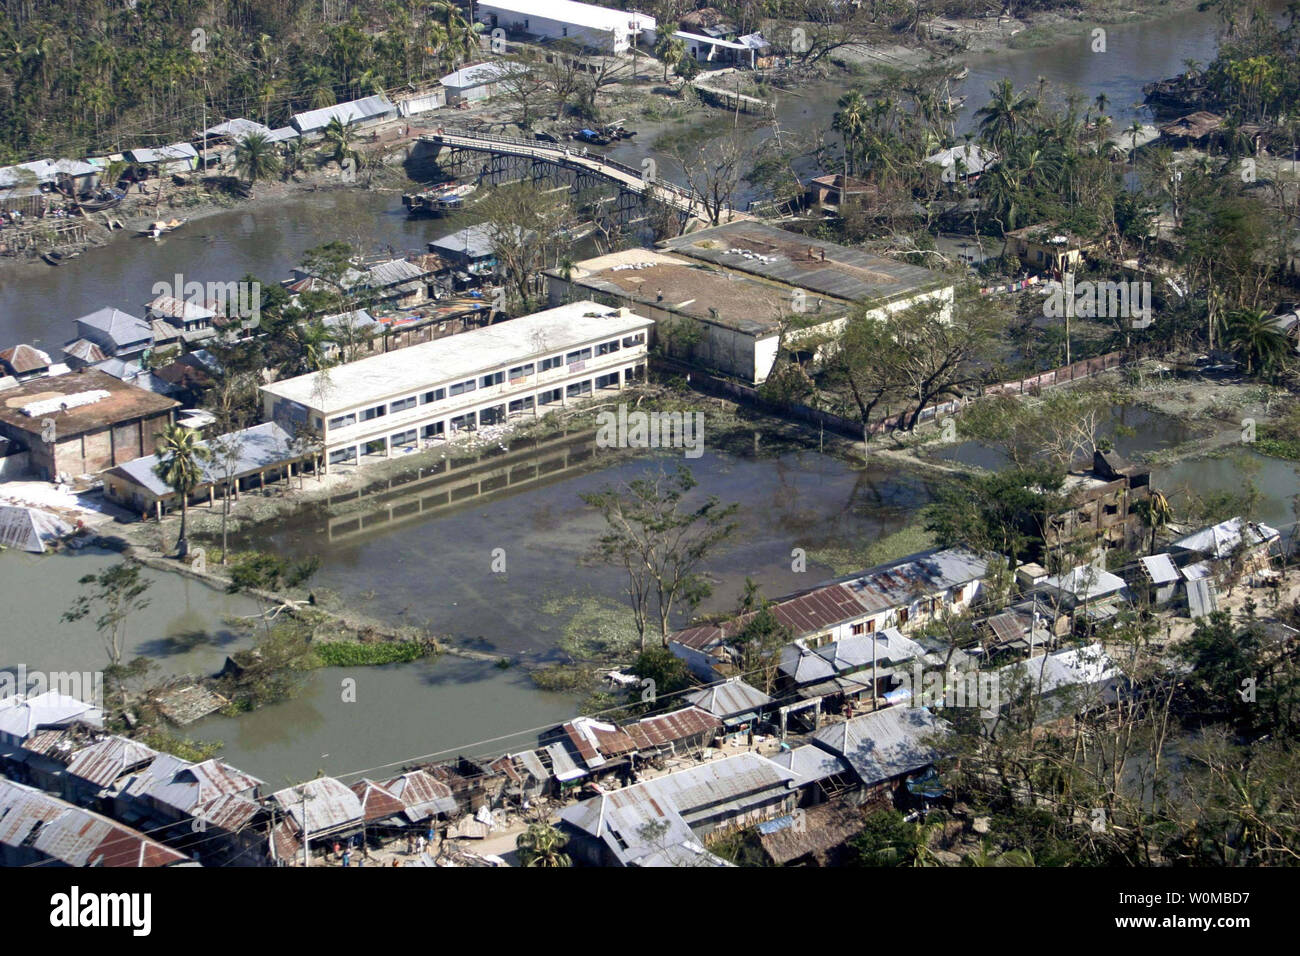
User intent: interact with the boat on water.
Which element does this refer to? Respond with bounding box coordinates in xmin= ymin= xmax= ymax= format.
xmin=402 ymin=181 xmax=477 ymax=217
xmin=41 ymin=250 xmax=82 ymax=266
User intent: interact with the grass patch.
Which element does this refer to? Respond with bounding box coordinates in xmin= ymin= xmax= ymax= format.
xmin=309 ymin=641 xmax=430 ymax=667
xmin=808 ymin=521 xmax=936 ymax=576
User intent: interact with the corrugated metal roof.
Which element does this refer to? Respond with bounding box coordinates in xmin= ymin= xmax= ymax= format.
xmin=65 ymin=736 xmax=159 ymax=789
xmin=811 ymin=707 xmax=949 ymax=786
xmin=350 ymin=779 xmax=407 ymax=822
xmin=291 ymin=95 xmax=395 ymax=133
xmin=0 ymin=779 xmax=187 ymax=866
xmin=0 ymin=344 xmax=52 ymax=374
xmin=384 ymin=770 xmax=458 ymax=821
xmin=685 ymin=678 xmax=773 ymax=719
xmin=271 ymin=777 xmax=364 ymax=834
xmin=1172 ymin=517 xmax=1279 ymax=559
xmin=192 ymin=792 xmax=261 ymax=833
xmin=73 ymin=306 xmax=152 ymax=347
xmin=841 ymin=547 xmax=989 ymax=614
xmin=126 ymin=142 xmax=198 ymax=164
xmin=106 ymin=421 xmax=299 ymax=498
xmin=129 ymin=754 xmax=262 ymax=816
xmin=770 ymin=744 xmax=853 ymax=784
xmin=0 ymin=692 xmax=103 ymax=742
xmin=1140 ymin=553 xmax=1180 ymax=585
xmin=624 ymin=707 xmax=720 ymax=750
xmin=1043 ymin=565 xmax=1127 ymax=601
xmin=559 ymin=752 xmax=794 ymax=866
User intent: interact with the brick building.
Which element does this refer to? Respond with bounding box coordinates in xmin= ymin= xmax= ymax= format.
xmin=0 ymin=369 xmax=178 ymax=480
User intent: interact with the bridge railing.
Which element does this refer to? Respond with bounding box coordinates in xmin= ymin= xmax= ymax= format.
xmin=429 ymin=127 xmax=695 ymax=203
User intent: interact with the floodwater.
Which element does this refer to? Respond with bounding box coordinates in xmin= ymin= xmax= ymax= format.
xmin=0 ymin=546 xmax=261 ymax=685
xmin=186 ymin=439 xmax=938 ymax=780
xmin=188 ymin=656 xmax=581 ymax=785
xmin=0 ymin=5 xmax=1280 ymax=782
xmin=236 ymin=441 xmax=940 ymax=656
xmin=927 ymin=404 xmax=1200 ymax=472
xmin=1156 ymin=449 xmax=1300 ymax=539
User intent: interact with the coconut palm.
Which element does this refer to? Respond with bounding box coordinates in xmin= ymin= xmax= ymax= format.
xmin=975 ymin=79 xmax=1037 ymax=152
xmin=234 ymin=131 xmax=282 ymax=187
xmin=322 ymin=116 xmax=358 ymax=170
xmin=153 ymin=424 xmax=211 ymax=559
xmin=516 ymin=822 xmax=572 ymax=867
xmin=1135 ymin=489 xmax=1174 ymax=554
xmin=1222 ymin=308 xmax=1290 ymax=377
xmin=654 ymin=27 xmax=685 ymax=82
xmin=833 ymin=91 xmax=870 ymax=176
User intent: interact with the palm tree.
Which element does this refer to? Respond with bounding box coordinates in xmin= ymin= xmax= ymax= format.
xmin=234 ymin=132 xmax=282 ymax=187
xmin=654 ymin=27 xmax=685 ymax=83
xmin=322 ymin=117 xmax=358 ymax=169
xmin=975 ymin=79 xmax=1036 ymax=152
xmin=833 ymin=91 xmax=869 ymax=177
xmin=153 ymin=424 xmax=211 ymax=559
xmin=1135 ymin=489 xmax=1174 ymax=554
xmin=1126 ymin=120 xmax=1144 ymax=157
xmin=516 ymin=822 xmax=572 ymax=867
xmin=1222 ymin=308 xmax=1290 ymax=377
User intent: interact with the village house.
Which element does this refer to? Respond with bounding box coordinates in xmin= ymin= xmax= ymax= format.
xmin=1003 ymin=223 xmax=1095 ymax=275
xmin=558 ymin=752 xmax=800 ymax=867
xmin=669 ymin=546 xmax=991 ymax=681
xmin=675 ymin=28 xmax=772 ymax=68
xmin=683 ymin=678 xmax=774 ymax=742
xmin=770 ymin=745 xmax=857 ymax=808
xmin=540 ymin=706 xmax=722 ymax=784
xmin=290 ymin=94 xmax=396 ymax=139
xmin=803 ymin=173 xmax=878 ymax=215
xmin=440 ymin=61 xmax=528 ymax=105
xmin=808 ymin=706 xmax=951 ymax=808
xmin=259 ymin=301 xmax=651 ymax=473
xmin=0 ymin=343 xmax=57 ymax=382
xmin=0 ymin=368 xmax=179 ymax=481
xmin=546 ymin=247 xmax=852 ymax=384
xmin=924 ymin=144 xmax=1000 ymax=184
xmin=1046 ymin=449 xmax=1153 ymax=553
xmin=268 ymin=777 xmax=365 ymax=864
xmin=124 ymin=142 xmax=200 ymax=177
xmin=477 ymin=0 xmax=656 ymax=54
xmin=0 ymin=778 xmax=191 ymax=867
xmin=0 ymin=692 xmax=105 ymax=790
xmin=983 ymin=643 xmax=1126 ymax=728
xmin=63 ymin=306 xmax=154 ymax=360
xmin=102 ymin=420 xmax=314 ymax=520
xmin=144 ymin=294 xmax=221 ymax=348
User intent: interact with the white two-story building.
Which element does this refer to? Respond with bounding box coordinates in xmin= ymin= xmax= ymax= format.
xmin=259 ymin=301 xmax=653 ymax=473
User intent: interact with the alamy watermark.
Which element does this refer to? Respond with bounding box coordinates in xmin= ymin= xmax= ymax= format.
xmin=1 ymin=665 xmax=103 ymax=710
xmin=151 ymin=273 xmax=261 ymax=323
xmin=595 ymin=404 xmax=704 ymax=459
xmin=1043 ymin=275 xmax=1152 ymax=329
xmin=892 ymin=661 xmax=1000 ymax=711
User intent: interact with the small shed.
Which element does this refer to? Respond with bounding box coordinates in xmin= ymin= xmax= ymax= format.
xmin=1138 ymin=553 xmax=1180 ymax=605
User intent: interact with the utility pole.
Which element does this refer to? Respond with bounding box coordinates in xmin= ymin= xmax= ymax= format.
xmin=872 ymin=626 xmax=878 ymax=711
xmin=301 ymin=790 xmax=312 ymax=867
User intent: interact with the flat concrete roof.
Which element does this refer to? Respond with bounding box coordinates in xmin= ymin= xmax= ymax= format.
xmin=659 ymin=221 xmax=950 ymax=305
xmin=549 ymin=249 xmax=849 ymax=336
xmin=0 ymin=369 xmax=178 ymax=439
xmin=261 ymin=300 xmax=653 ymax=415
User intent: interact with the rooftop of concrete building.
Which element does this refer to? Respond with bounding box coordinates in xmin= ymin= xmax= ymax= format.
xmin=0 ymin=368 xmax=178 ymax=439
xmin=260 ymin=301 xmax=653 ymax=414
xmin=658 ymin=221 xmax=951 ymax=306
xmin=550 ymin=248 xmax=849 ymax=335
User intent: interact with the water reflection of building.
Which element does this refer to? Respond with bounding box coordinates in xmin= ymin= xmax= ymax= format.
xmin=260 ymin=300 xmax=651 ymax=475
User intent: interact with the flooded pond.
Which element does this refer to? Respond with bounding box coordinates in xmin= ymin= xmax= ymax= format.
xmin=0 ymin=546 xmax=260 ymax=684
xmin=187 ymin=655 xmax=580 ymax=786
xmin=1157 ymin=449 xmax=1300 ymax=539
xmin=927 ymin=403 xmax=1200 ymax=472
xmin=237 ymin=439 xmax=941 ymax=658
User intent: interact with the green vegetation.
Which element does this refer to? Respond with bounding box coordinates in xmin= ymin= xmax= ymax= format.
xmin=0 ymin=1 xmax=479 ymax=161
xmin=138 ymin=730 xmax=224 ymax=763
xmin=309 ymin=641 xmax=429 ymax=668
